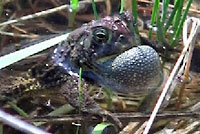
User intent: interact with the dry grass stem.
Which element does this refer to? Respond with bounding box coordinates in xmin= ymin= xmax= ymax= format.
xmin=172 ymin=121 xmax=200 ymax=134
xmin=176 ymin=18 xmax=200 ymax=109
xmin=0 ymin=0 xmax=104 ymax=27
xmin=119 ymin=122 xmax=139 ymax=134
xmin=143 ymin=17 xmax=200 ymax=134
xmin=0 ymin=31 xmax=37 ymax=38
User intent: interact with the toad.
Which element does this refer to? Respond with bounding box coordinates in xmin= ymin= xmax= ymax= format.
xmin=43 ymin=11 xmax=163 ymax=128
xmin=1 ymin=12 xmax=163 ymax=129
xmin=51 ymin=12 xmax=163 ymax=94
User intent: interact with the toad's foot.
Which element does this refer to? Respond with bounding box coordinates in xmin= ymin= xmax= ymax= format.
xmin=60 ymin=75 xmax=122 ymax=129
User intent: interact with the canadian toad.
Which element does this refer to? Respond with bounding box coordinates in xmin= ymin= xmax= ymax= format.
xmin=48 ymin=11 xmax=163 ymax=127
xmin=0 ymin=12 xmax=163 ymax=129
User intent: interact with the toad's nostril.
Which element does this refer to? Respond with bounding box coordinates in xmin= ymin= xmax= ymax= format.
xmin=116 ymin=34 xmax=127 ymax=45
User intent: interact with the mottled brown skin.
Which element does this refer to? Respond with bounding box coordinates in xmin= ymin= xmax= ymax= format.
xmin=49 ymin=12 xmax=141 ymax=128
xmin=0 ymin=12 xmax=163 ymax=129
xmin=60 ymin=75 xmax=122 ymax=128
xmin=48 ymin=12 xmax=162 ymax=128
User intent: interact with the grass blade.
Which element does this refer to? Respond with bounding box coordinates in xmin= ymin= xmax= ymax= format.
xmin=69 ymin=0 xmax=79 ymax=28
xmin=70 ymin=0 xmax=79 ymax=11
xmin=132 ymin=0 xmax=139 ymax=34
xmin=76 ymin=67 xmax=83 ymax=134
xmin=171 ymin=0 xmax=184 ymax=42
xmin=148 ymin=0 xmax=160 ymax=39
xmin=173 ymin=0 xmax=184 ymax=28
xmin=0 ymin=33 xmax=69 ymax=69
xmin=0 ymin=109 xmax=49 ymax=134
xmin=161 ymin=0 xmax=170 ymax=24
xmin=163 ymin=1 xmax=179 ymax=34
xmin=91 ymin=0 xmax=98 ymax=20
xmin=120 ymin=0 xmax=125 ymax=13
xmin=78 ymin=67 xmax=82 ymax=111
xmin=8 ymin=102 xmax=28 ymax=117
xmin=171 ymin=0 xmax=193 ymax=46
xmin=156 ymin=15 xmax=165 ymax=42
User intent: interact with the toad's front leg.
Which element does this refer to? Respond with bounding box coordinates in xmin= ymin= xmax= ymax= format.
xmin=60 ymin=75 xmax=122 ymax=129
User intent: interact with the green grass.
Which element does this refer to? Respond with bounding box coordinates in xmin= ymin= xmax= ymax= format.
xmin=76 ymin=67 xmax=83 ymax=134
xmin=8 ymin=102 xmax=28 ymax=117
xmin=173 ymin=0 xmax=184 ymax=30
xmin=171 ymin=0 xmax=193 ymax=46
xmin=148 ymin=0 xmax=160 ymax=39
xmin=161 ymin=0 xmax=170 ymax=25
xmin=148 ymin=0 xmax=193 ymax=47
xmin=71 ymin=0 xmax=79 ymax=10
xmin=103 ymin=87 xmax=114 ymax=109
xmin=68 ymin=0 xmax=79 ymax=28
xmin=78 ymin=67 xmax=83 ymax=111
xmin=132 ymin=0 xmax=139 ymax=34
xmin=120 ymin=0 xmax=125 ymax=13
xmin=163 ymin=1 xmax=180 ymax=34
xmin=91 ymin=0 xmax=99 ymax=20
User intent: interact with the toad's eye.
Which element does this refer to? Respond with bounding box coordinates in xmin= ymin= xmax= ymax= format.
xmin=92 ymin=28 xmax=109 ymax=43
